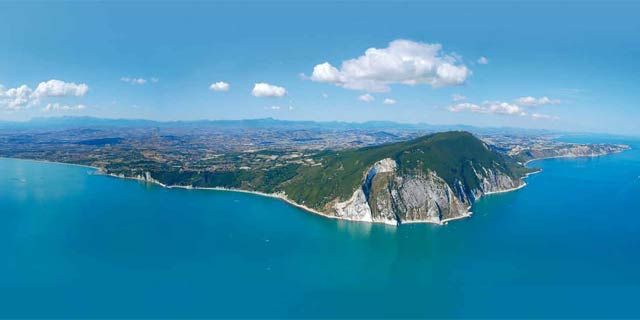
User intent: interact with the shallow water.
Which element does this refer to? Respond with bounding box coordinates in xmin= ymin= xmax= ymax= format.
xmin=1 ymin=137 xmax=639 ymax=317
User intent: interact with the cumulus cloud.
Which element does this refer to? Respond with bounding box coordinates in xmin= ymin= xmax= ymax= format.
xmin=251 ymin=83 xmax=287 ymax=98
xmin=32 ymin=79 xmax=88 ymax=99
xmin=483 ymin=101 xmax=526 ymax=115
xmin=310 ymin=39 xmax=471 ymax=92
xmin=383 ymin=98 xmax=397 ymax=105
xmin=448 ymin=101 xmax=526 ymax=116
xmin=210 ymin=81 xmax=230 ymax=92
xmin=515 ymin=96 xmax=560 ymax=106
xmin=448 ymin=95 xmax=559 ymax=120
xmin=477 ymin=56 xmax=489 ymax=65
xmin=1 ymin=79 xmax=89 ymax=111
xmin=0 ymin=85 xmax=33 ymax=109
xmin=43 ymin=103 xmax=87 ymax=112
xmin=448 ymin=102 xmax=483 ymax=114
xmin=358 ymin=93 xmax=375 ymax=102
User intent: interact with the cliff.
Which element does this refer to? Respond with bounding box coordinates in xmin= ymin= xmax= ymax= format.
xmin=510 ymin=143 xmax=630 ymax=163
xmin=321 ymin=156 xmax=523 ymax=225
xmin=97 ymin=131 xmax=629 ymax=225
xmin=281 ymin=131 xmax=531 ymax=225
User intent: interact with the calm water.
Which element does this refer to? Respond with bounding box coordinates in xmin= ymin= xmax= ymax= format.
xmin=1 ymin=137 xmax=640 ymax=317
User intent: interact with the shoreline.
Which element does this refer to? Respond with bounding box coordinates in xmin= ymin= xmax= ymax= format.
xmin=101 ymin=170 xmax=532 ymax=227
xmin=94 ymin=149 xmax=621 ymax=226
xmin=0 ymin=157 xmax=100 ymax=171
xmin=1 ymin=148 xmax=627 ymax=227
xmin=523 ymin=148 xmax=629 ymax=165
xmin=99 ymin=171 xmax=360 ymax=225
xmin=482 ymin=168 xmax=542 ymax=196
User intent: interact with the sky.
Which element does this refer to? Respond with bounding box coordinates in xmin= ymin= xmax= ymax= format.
xmin=0 ymin=1 xmax=638 ymax=135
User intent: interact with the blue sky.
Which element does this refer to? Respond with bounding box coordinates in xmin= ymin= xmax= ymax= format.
xmin=0 ymin=1 xmax=638 ymax=134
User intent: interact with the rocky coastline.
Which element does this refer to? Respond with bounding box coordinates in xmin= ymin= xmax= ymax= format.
xmin=97 ymin=143 xmax=629 ymax=226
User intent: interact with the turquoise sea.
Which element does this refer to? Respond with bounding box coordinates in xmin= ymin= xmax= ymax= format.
xmin=1 ymin=136 xmax=640 ymax=318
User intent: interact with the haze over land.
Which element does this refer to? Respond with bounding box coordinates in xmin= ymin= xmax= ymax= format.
xmin=1 ymin=1 xmax=639 ymax=135
xmin=0 ymin=117 xmax=628 ymax=225
xmin=1 ymin=1 xmax=640 ymax=317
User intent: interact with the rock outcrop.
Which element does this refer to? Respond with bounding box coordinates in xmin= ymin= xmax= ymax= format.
xmin=326 ymin=158 xmax=523 ymax=225
xmin=511 ymin=143 xmax=630 ymax=163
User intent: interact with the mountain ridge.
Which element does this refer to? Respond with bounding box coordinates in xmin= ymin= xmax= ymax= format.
xmin=279 ymin=131 xmax=533 ymax=224
xmin=0 ymin=116 xmax=559 ymax=136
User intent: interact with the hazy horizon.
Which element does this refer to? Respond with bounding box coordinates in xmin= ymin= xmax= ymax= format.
xmin=1 ymin=1 xmax=639 ymax=135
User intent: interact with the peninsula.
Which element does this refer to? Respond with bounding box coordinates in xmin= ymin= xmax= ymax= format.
xmin=0 ymin=118 xmax=629 ymax=225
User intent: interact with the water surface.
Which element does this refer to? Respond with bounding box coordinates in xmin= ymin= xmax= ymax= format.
xmin=1 ymin=139 xmax=639 ymax=317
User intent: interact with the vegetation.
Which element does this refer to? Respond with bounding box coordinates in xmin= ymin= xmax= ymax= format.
xmin=282 ymin=131 xmax=533 ymax=209
xmin=105 ymin=131 xmax=534 ymax=210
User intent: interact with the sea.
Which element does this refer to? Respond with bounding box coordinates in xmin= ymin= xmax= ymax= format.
xmin=1 ymin=135 xmax=639 ymax=318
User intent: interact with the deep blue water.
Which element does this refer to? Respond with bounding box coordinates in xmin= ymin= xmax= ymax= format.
xmin=1 ymin=137 xmax=640 ymax=317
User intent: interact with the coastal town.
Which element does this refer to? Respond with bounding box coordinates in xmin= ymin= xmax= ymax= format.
xmin=0 ymin=118 xmax=628 ymax=180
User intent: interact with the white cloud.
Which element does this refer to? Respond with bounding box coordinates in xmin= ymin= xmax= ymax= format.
xmin=120 ymin=77 xmax=147 ymax=85
xmin=452 ymin=93 xmax=466 ymax=102
xmin=477 ymin=56 xmax=489 ymax=65
xmin=251 ymin=83 xmax=287 ymax=98
xmin=33 ymin=79 xmax=88 ymax=99
xmin=448 ymin=100 xmax=526 ymax=116
xmin=1 ymin=79 xmax=89 ymax=110
xmin=448 ymin=98 xmax=560 ymax=120
xmin=448 ymin=102 xmax=483 ymax=113
xmin=358 ymin=93 xmax=375 ymax=102
xmin=515 ymin=96 xmax=560 ymax=106
xmin=311 ymin=63 xmax=342 ymax=83
xmin=210 ymin=81 xmax=230 ymax=92
xmin=43 ymin=103 xmax=86 ymax=112
xmin=310 ymin=39 xmax=471 ymax=92
xmin=531 ymin=113 xmax=558 ymax=120
xmin=1 ymin=85 xmax=33 ymax=110
xmin=483 ymin=101 xmax=526 ymax=115
xmin=448 ymin=93 xmax=562 ymax=120
xmin=383 ymin=98 xmax=396 ymax=105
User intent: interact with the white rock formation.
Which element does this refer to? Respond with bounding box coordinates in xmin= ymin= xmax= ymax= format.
xmin=328 ymin=158 xmax=523 ymax=225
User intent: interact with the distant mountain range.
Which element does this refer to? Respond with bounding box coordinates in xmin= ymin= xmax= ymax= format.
xmin=0 ymin=116 xmax=559 ymax=136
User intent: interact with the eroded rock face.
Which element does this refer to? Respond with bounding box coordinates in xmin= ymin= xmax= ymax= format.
xmin=392 ymin=173 xmax=468 ymax=223
xmin=333 ymin=188 xmax=373 ymax=222
xmin=327 ymin=158 xmax=523 ymax=225
xmin=474 ymin=166 xmax=520 ymax=194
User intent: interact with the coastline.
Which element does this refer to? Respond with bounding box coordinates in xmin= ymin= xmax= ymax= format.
xmin=401 ymin=211 xmax=473 ymax=226
xmin=482 ymin=168 xmax=542 ymax=196
xmin=1 ymin=148 xmax=626 ymax=227
xmin=100 ymin=171 xmax=352 ymax=224
xmin=100 ymin=170 xmax=529 ymax=227
xmin=523 ymin=148 xmax=629 ymax=165
xmin=98 ymin=149 xmax=619 ymax=226
xmin=0 ymin=157 xmax=100 ymax=171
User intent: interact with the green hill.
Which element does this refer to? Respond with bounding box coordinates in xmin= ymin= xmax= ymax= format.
xmin=280 ymin=131 xmax=531 ymax=210
xmin=134 ymin=131 xmax=532 ymax=223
